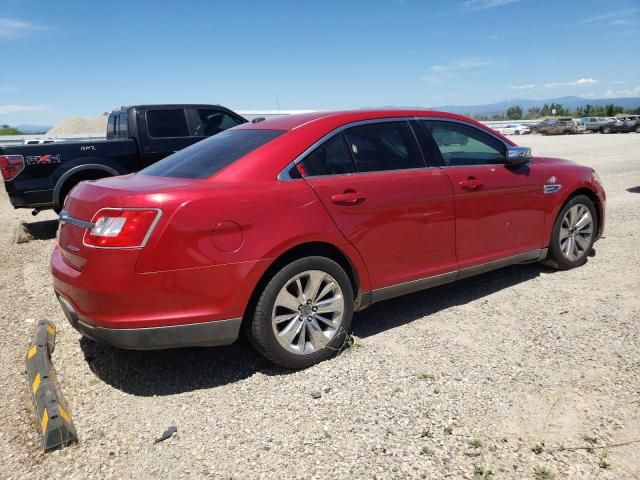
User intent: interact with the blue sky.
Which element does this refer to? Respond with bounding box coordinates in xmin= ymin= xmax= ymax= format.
xmin=1 ymin=0 xmax=639 ymax=125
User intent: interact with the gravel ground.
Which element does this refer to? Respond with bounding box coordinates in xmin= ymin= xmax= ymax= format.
xmin=1 ymin=133 xmax=639 ymax=479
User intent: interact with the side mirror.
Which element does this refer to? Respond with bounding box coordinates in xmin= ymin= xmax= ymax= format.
xmin=506 ymin=146 xmax=532 ymax=167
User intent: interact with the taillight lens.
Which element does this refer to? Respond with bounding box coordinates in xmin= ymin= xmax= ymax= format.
xmin=0 ymin=155 xmax=25 ymax=181
xmin=83 ymin=208 xmax=161 ymax=248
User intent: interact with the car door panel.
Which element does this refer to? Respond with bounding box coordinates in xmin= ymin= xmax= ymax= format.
xmin=420 ymin=120 xmax=546 ymax=269
xmin=299 ymin=121 xmax=457 ymax=290
xmin=306 ymin=170 xmax=457 ymax=289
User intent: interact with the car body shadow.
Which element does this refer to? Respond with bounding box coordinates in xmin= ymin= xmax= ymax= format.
xmin=82 ymin=262 xmax=549 ymax=396
xmin=25 ymin=219 xmax=58 ymax=240
xmin=353 ymin=263 xmax=545 ymax=339
xmin=627 ymin=186 xmax=640 ymax=194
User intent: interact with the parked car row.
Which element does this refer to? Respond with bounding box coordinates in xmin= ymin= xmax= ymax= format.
xmin=497 ymin=115 xmax=640 ymax=136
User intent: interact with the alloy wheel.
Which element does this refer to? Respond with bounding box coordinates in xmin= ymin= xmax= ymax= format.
xmin=559 ymin=204 xmax=593 ymax=261
xmin=271 ymin=270 xmax=344 ymax=355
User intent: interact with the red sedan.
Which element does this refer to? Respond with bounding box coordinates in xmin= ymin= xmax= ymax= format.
xmin=52 ymin=110 xmax=606 ymax=368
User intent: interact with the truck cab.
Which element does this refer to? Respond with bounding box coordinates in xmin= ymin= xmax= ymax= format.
xmin=1 ymin=104 xmax=246 ymax=213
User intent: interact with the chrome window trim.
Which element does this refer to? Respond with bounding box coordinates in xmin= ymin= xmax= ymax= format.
xmin=419 ymin=117 xmax=513 ymax=168
xmin=277 ymin=116 xmax=514 ymax=180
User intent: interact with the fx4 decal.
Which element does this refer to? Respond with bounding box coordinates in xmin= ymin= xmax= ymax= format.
xmin=25 ymin=154 xmax=62 ymax=166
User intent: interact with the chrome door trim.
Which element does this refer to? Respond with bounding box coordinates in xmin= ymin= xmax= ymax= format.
xmin=277 ymin=115 xmax=515 ymax=180
xmin=367 ymin=248 xmax=546 ymax=306
xmin=457 ymin=249 xmax=545 ymax=281
xmin=371 ymin=270 xmax=458 ymax=303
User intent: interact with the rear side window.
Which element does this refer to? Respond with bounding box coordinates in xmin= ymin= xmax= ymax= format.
xmin=302 ymin=134 xmax=356 ymax=176
xmin=194 ymin=109 xmax=243 ymax=137
xmin=118 ymin=112 xmax=128 ymax=137
xmin=343 ymin=121 xmax=425 ymax=173
xmin=423 ymin=121 xmax=506 ymax=166
xmin=140 ymin=129 xmax=285 ymax=179
xmin=146 ymin=109 xmax=189 ymax=138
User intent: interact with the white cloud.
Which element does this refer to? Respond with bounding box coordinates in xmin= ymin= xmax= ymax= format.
xmin=0 ymin=104 xmax=49 ymax=114
xmin=429 ymin=57 xmax=494 ymax=73
xmin=463 ymin=0 xmax=519 ymax=10
xmin=609 ymin=19 xmax=631 ymax=26
xmin=604 ymin=86 xmax=640 ymax=97
xmin=544 ymin=78 xmax=598 ymax=87
xmin=577 ymin=8 xmax=640 ymax=24
xmin=0 ymin=18 xmax=47 ymax=39
xmin=579 ymin=93 xmax=596 ymax=98
xmin=611 ymin=80 xmax=625 ymax=85
xmin=420 ymin=75 xmax=442 ymax=84
xmin=510 ymin=84 xmax=536 ymax=90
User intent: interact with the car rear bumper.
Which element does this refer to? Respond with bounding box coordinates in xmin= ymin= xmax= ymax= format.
xmin=56 ymin=293 xmax=242 ymax=350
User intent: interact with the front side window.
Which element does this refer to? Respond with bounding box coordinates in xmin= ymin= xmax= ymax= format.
xmin=342 ymin=121 xmax=425 ymax=172
xmin=146 ymin=109 xmax=189 ymax=138
xmin=140 ymin=129 xmax=284 ymax=179
xmin=302 ymin=134 xmax=356 ymax=176
xmin=422 ymin=121 xmax=506 ymax=166
xmin=194 ymin=109 xmax=243 ymax=137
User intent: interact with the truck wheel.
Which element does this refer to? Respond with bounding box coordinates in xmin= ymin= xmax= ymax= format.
xmin=602 ymin=126 xmax=611 ymax=134
xmin=541 ymin=195 xmax=597 ymax=271
xmin=248 ymin=256 xmax=354 ymax=369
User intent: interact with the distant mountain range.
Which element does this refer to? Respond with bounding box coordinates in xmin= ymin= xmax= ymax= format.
xmin=433 ymin=96 xmax=640 ymax=116
xmin=15 ymin=124 xmax=52 ymax=134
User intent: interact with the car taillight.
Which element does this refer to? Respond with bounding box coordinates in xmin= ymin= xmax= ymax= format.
xmin=83 ymin=208 xmax=161 ymax=248
xmin=0 ymin=155 xmax=25 ymax=181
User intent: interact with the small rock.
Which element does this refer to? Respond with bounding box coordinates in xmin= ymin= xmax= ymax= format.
xmin=311 ymin=391 xmax=322 ymax=399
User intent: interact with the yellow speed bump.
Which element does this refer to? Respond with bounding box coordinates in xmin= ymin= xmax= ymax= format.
xmin=25 ymin=320 xmax=78 ymax=452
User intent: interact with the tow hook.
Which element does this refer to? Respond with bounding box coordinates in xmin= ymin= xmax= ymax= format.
xmin=31 ymin=208 xmax=42 ymax=216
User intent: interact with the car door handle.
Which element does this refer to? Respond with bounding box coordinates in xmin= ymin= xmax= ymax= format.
xmin=458 ymin=177 xmax=483 ymax=190
xmin=330 ymin=190 xmax=365 ymax=205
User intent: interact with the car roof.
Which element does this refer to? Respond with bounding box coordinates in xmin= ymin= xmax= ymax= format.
xmin=235 ymin=109 xmax=486 ymax=132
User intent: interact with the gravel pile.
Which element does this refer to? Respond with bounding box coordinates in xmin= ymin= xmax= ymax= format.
xmin=0 ymin=134 xmax=638 ymax=479
xmin=46 ymin=116 xmax=108 ymax=137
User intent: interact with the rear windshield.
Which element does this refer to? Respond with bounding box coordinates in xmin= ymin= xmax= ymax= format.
xmin=140 ymin=129 xmax=285 ymax=179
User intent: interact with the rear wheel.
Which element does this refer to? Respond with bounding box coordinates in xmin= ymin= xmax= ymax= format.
xmin=602 ymin=126 xmax=611 ymax=134
xmin=542 ymin=195 xmax=597 ymax=270
xmin=563 ymin=130 xmax=572 ymax=135
xmin=248 ymin=256 xmax=354 ymax=369
xmin=635 ymin=125 xmax=640 ymax=133
xmin=514 ymin=130 xmax=521 ymax=135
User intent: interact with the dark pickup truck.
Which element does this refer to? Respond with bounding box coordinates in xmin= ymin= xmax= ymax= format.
xmin=0 ymin=104 xmax=247 ymax=213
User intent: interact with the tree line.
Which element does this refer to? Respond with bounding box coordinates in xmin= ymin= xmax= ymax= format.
xmin=0 ymin=124 xmax=23 ymax=135
xmin=473 ymin=103 xmax=640 ymax=121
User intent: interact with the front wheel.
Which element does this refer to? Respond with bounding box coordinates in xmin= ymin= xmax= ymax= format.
xmin=602 ymin=126 xmax=611 ymax=134
xmin=542 ymin=195 xmax=597 ymax=270
xmin=248 ymin=256 xmax=354 ymax=369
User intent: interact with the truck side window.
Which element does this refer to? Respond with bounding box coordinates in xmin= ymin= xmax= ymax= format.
xmin=194 ymin=109 xmax=242 ymax=137
xmin=118 ymin=112 xmax=128 ymax=137
xmin=146 ymin=109 xmax=189 ymax=138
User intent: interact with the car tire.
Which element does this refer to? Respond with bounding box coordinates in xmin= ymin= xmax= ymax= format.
xmin=514 ymin=130 xmax=520 ymax=135
xmin=602 ymin=126 xmax=611 ymax=134
xmin=563 ymin=130 xmax=572 ymax=135
xmin=541 ymin=194 xmax=597 ymax=271
xmin=248 ymin=256 xmax=354 ymax=369
xmin=635 ymin=125 xmax=640 ymax=133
